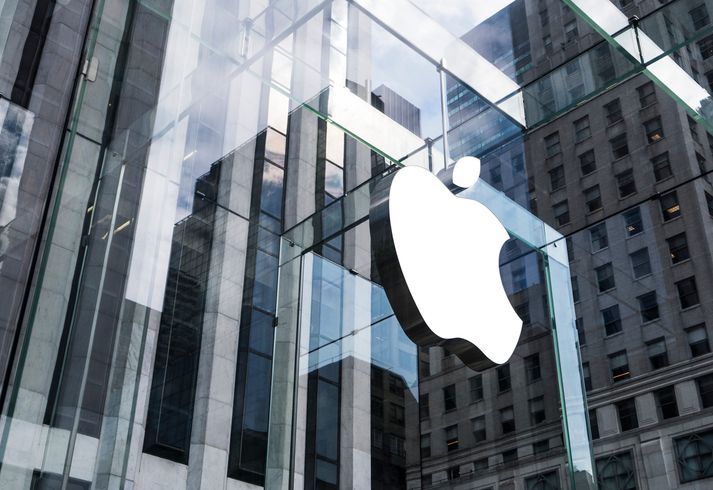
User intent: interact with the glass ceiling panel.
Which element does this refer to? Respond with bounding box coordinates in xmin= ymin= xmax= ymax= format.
xmin=563 ymin=0 xmax=713 ymax=132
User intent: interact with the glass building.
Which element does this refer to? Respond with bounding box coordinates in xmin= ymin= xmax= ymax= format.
xmin=0 ymin=0 xmax=713 ymax=488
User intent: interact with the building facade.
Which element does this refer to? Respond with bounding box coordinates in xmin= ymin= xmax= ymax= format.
xmin=0 ymin=0 xmax=712 ymax=489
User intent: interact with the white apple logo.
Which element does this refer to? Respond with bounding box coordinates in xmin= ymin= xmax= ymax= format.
xmin=370 ymin=157 xmax=522 ymax=370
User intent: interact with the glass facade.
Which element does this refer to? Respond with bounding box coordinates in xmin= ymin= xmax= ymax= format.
xmin=1 ymin=0 xmax=713 ymax=489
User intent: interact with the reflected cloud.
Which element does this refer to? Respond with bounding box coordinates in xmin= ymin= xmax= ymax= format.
xmin=411 ymin=0 xmax=517 ymax=38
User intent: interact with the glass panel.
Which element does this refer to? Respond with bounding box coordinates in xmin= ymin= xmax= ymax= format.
xmin=10 ymin=1 xmax=713 ymax=489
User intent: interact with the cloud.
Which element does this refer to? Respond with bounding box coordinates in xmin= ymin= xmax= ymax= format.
xmin=410 ymin=0 xmax=517 ymax=37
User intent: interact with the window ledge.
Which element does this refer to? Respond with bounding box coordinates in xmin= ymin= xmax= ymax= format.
xmin=604 ymin=331 xmax=624 ymax=340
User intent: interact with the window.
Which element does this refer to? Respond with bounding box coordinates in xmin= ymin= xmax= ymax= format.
xmin=584 ymin=185 xmax=602 ymax=212
xmin=568 ymin=83 xmax=584 ymax=100
xmin=644 ymin=117 xmax=664 ymax=143
xmin=512 ymin=267 xmax=527 ymax=291
xmin=623 ymin=207 xmax=643 ymax=236
xmin=565 ymin=20 xmax=578 ymax=42
xmin=543 ymin=35 xmax=553 ymax=53
xmin=420 ymin=393 xmax=429 ymax=419
xmin=610 ymin=133 xmax=629 ymax=159
xmin=498 ymin=364 xmax=511 ymax=392
xmin=602 ymin=305 xmax=622 ymax=336
xmin=501 ymin=406 xmax=515 ymax=434
xmin=391 ymin=437 xmax=406 ymax=458
xmin=697 ymin=152 xmax=706 ymax=173
xmin=572 ymin=276 xmax=580 ymax=303
xmin=372 ymin=428 xmax=383 ymax=449
xmin=579 ymin=150 xmax=596 ymax=175
xmin=617 ymin=169 xmax=637 ymax=197
xmin=525 ymin=470 xmax=560 ymax=490
xmin=590 ymin=223 xmax=608 ymax=251
xmin=690 ymin=4 xmax=711 ymax=30
xmin=609 ymin=350 xmax=630 ymax=382
xmin=582 ymin=362 xmax=592 ymax=391
xmin=469 ymin=375 xmax=483 ymax=403
xmin=699 ymin=34 xmax=713 ymax=59
xmin=675 ymin=429 xmax=713 ymax=483
xmin=647 ymin=338 xmax=669 ymax=369
xmin=706 ymin=191 xmax=713 ymax=217
xmin=596 ymin=263 xmax=615 ymax=292
xmin=510 ymin=154 xmax=524 ymax=174
xmin=630 ymin=248 xmax=652 ymax=278
xmin=516 ymin=302 xmax=531 ymax=327
xmin=421 ymin=434 xmax=431 ymax=458
xmin=540 ymin=8 xmax=549 ymax=27
xmin=530 ymin=396 xmax=546 ymax=425
xmin=533 ymin=439 xmax=550 ymax=455
xmin=447 ymin=466 xmax=460 ymax=481
xmin=637 ymin=291 xmax=660 ymax=322
xmin=553 ymin=200 xmax=570 ymax=226
xmin=652 ymin=153 xmax=672 ymax=181
xmin=590 ymin=410 xmax=600 ymax=439
xmin=525 ymin=354 xmax=541 ymax=383
xmin=574 ymin=116 xmax=591 ymax=141
xmin=687 ymin=324 xmax=711 ymax=357
xmin=696 ymin=373 xmax=713 ymax=408
xmin=421 ymin=474 xmax=432 ymax=488
xmin=445 ymin=425 xmax=459 ymax=452
xmin=676 ymin=277 xmax=700 ymax=309
xmin=690 ymin=116 xmax=702 ymax=144
xmin=389 ymin=374 xmax=403 ymax=395
xmin=655 ymin=386 xmax=679 ymax=419
xmin=616 ymin=398 xmax=638 ymax=431
xmin=545 ymin=132 xmax=561 ymax=157
xmin=660 ymin=191 xmax=681 ymax=221
xmin=502 ymin=448 xmax=518 ymax=465
xmin=549 ymin=165 xmax=565 ymax=191
xmin=443 ymin=384 xmax=457 ymax=411
xmin=324 ymin=161 xmax=344 ymax=199
xmin=473 ymin=458 xmax=488 ymax=473
xmin=637 ymin=82 xmax=656 ymax=107
xmin=596 ymin=451 xmax=637 ymax=490
xmin=389 ymin=403 xmax=404 ymax=423
xmin=472 ymin=416 xmax=486 ymax=442
xmin=604 ymin=99 xmax=623 ymax=124
xmin=667 ymin=233 xmax=690 ymax=263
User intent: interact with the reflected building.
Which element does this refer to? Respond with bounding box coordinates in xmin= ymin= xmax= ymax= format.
xmin=438 ymin=1 xmax=713 ymax=489
xmin=0 ymin=1 xmax=713 ymax=490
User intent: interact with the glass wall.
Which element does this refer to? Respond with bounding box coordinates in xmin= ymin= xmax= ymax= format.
xmin=1 ymin=0 xmax=713 ymax=489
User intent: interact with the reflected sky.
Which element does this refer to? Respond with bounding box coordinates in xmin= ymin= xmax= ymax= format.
xmin=411 ymin=0 xmax=517 ymax=38
xmin=369 ymin=21 xmax=442 ymax=138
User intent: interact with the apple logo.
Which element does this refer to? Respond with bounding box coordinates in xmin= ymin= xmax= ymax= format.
xmin=370 ymin=156 xmax=522 ymax=371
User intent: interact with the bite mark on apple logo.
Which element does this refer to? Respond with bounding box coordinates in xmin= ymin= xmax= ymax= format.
xmin=370 ymin=157 xmax=523 ymax=371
